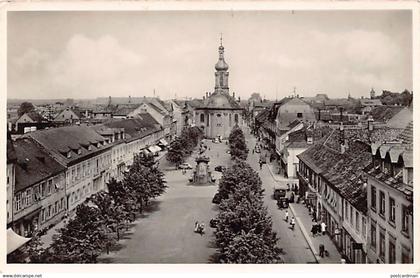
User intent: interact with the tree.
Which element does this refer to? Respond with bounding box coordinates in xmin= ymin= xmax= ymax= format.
xmin=228 ymin=126 xmax=248 ymax=161
xmin=47 ymin=203 xmax=110 ymax=263
xmin=7 ymin=235 xmax=46 ymax=263
xmin=107 ymin=178 xmax=137 ymax=223
xmin=17 ymin=102 xmax=35 ymax=117
xmin=166 ymin=138 xmax=185 ymax=167
xmin=217 ymin=160 xmax=263 ymax=201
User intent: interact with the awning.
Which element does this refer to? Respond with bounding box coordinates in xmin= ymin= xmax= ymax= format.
xmin=158 ymin=139 xmax=169 ymax=146
xmin=142 ymin=149 xmax=151 ymax=155
xmin=7 ymin=228 xmax=31 ymax=255
xmin=148 ymin=145 xmax=162 ymax=154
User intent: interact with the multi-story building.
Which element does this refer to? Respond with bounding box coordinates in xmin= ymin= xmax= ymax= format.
xmin=101 ymin=114 xmax=164 ymax=179
xmin=29 ymin=126 xmax=113 ymax=212
xmin=7 ymin=133 xmax=17 ymax=227
xmin=365 ymin=122 xmax=413 ymax=263
xmin=297 ymin=125 xmax=404 ymax=263
xmin=12 ymin=137 xmax=67 ymax=237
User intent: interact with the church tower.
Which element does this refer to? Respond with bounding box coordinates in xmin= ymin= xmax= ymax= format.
xmin=214 ymin=35 xmax=229 ymax=94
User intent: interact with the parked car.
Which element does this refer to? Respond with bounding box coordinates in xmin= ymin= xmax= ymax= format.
xmin=179 ymin=163 xmax=193 ymax=169
xmin=212 ymin=138 xmax=220 ymax=143
xmin=255 ymin=148 xmax=261 ymax=153
xmin=212 ymin=192 xmax=221 ymax=204
xmin=273 ymin=188 xmax=287 ymax=200
xmin=214 ymin=165 xmax=226 ymax=172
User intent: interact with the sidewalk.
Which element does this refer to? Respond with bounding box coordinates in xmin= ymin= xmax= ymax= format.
xmin=266 ymin=160 xmax=298 ymax=185
xmin=289 ymin=203 xmax=342 ymax=264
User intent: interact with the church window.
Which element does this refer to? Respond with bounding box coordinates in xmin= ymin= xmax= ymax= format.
xmin=217 ymin=114 xmax=221 ymax=117
xmin=297 ymin=113 xmax=303 ymax=118
xmin=200 ymin=114 xmax=205 ymax=123
xmin=234 ymin=114 xmax=239 ymax=123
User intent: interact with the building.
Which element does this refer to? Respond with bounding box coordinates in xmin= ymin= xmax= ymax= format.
xmin=275 ymin=97 xmax=316 ymax=131
xmin=7 ymin=133 xmax=17 ymax=227
xmin=280 ymin=124 xmax=331 ymax=178
xmin=360 ymin=99 xmax=383 ymax=115
xmin=14 ymin=112 xmax=51 ymax=134
xmin=365 ymin=122 xmax=413 ymax=263
xmin=29 ymin=126 xmax=113 ymax=212
xmin=12 ymin=137 xmax=67 ymax=237
xmin=297 ymin=125 xmax=404 ymax=263
xmin=101 ymin=114 xmax=164 ymax=179
xmin=53 ymin=107 xmax=83 ymax=124
xmin=193 ymin=39 xmax=243 ymax=139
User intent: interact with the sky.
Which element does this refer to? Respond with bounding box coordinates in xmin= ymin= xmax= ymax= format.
xmin=8 ymin=10 xmax=413 ymax=100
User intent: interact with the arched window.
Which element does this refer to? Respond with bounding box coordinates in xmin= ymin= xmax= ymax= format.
xmin=234 ymin=114 xmax=239 ymax=123
xmin=200 ymin=114 xmax=205 ymax=123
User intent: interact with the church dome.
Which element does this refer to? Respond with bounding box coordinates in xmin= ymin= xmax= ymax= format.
xmin=203 ymin=92 xmax=240 ymax=109
xmin=215 ymin=59 xmax=229 ymax=71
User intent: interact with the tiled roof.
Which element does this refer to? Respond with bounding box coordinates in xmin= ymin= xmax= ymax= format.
xmin=24 ymin=111 xmax=47 ymax=122
xmin=102 ymin=113 xmax=161 ymax=142
xmin=255 ymin=109 xmax=270 ymax=123
xmin=29 ymin=125 xmax=109 ymax=166
xmin=397 ymin=121 xmax=413 ymax=145
xmin=298 ymin=130 xmax=372 ymax=213
xmin=113 ymin=106 xmax=138 ymax=116
xmin=14 ymin=137 xmax=66 ymax=192
xmin=370 ymin=105 xmax=404 ymax=122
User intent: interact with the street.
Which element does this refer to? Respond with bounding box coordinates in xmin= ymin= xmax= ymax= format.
xmin=98 ymin=132 xmax=315 ymax=263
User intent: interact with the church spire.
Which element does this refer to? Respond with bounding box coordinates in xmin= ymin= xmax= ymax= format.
xmin=214 ymin=35 xmax=229 ymax=94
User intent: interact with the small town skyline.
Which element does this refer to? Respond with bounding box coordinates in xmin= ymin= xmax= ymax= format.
xmin=8 ymin=10 xmax=412 ymax=101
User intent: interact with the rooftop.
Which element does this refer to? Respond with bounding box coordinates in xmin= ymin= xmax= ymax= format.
xmin=29 ymin=125 xmax=110 ymax=166
xmin=14 ymin=137 xmax=66 ymax=192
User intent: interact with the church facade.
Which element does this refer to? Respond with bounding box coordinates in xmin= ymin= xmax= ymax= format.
xmin=193 ymin=39 xmax=243 ymax=139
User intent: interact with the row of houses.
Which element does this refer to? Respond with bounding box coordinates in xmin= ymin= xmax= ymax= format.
xmin=251 ymin=95 xmax=413 ymax=264
xmin=8 ymin=97 xmax=185 ymax=142
xmin=6 ymin=113 xmax=166 ymax=241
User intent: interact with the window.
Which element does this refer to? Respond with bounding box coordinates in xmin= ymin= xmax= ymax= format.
xmin=355 ymin=211 xmax=360 ymax=232
xmin=389 ymin=197 xmax=395 ymax=223
xmin=15 ymin=193 xmax=22 ymax=211
xmin=379 ymin=228 xmax=385 ymax=261
xmin=25 ymin=188 xmax=32 ymax=207
xmin=402 ymin=205 xmax=410 ymax=234
xmin=389 ymin=236 xmax=396 ymax=264
xmin=362 ymin=216 xmax=367 ymax=239
xmin=40 ymin=182 xmax=46 ymax=197
xmin=234 ymin=114 xmax=239 ymax=123
xmin=379 ymin=191 xmax=385 ymax=216
xmin=371 ymin=185 xmax=376 ymax=211
xmin=345 ymin=202 xmax=349 ymax=220
xmin=200 ymin=114 xmax=205 ymax=123
xmin=61 ymin=198 xmax=65 ymax=211
xmin=67 ymin=151 xmax=72 ymax=158
xmin=350 ymin=206 xmax=354 ymax=226
xmin=48 ymin=205 xmax=52 ymax=218
xmin=40 ymin=208 xmax=46 ymax=222
xmin=297 ymin=112 xmax=303 ymax=118
xmin=48 ymin=180 xmax=53 ymax=195
xmin=370 ymin=222 xmax=376 ymax=251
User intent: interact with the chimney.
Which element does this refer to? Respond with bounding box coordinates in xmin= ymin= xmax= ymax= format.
xmin=340 ymin=122 xmax=346 ymax=154
xmin=238 ymin=96 xmax=241 ymax=102
xmin=339 ymin=107 xmax=344 ymax=122
xmin=129 ymin=95 xmax=132 ymax=104
xmin=306 ymin=130 xmax=313 ymax=145
xmin=233 ymin=92 xmax=236 ymax=100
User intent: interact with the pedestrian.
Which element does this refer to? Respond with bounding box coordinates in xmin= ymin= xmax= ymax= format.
xmin=285 ymin=210 xmax=289 ymax=222
xmin=259 ymin=161 xmax=263 ymax=170
xmin=290 ymin=217 xmax=295 ymax=230
xmin=319 ymin=244 xmax=325 ymax=258
xmin=321 ymin=221 xmax=326 ymax=235
xmin=312 ymin=211 xmax=317 ymax=222
xmin=199 ymin=222 xmax=205 ymax=236
xmin=311 ymin=223 xmax=317 ymax=237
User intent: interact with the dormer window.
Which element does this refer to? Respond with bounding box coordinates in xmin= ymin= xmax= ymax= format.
xmin=67 ymin=151 xmax=72 ymax=158
xmin=77 ymin=148 xmax=82 ymax=155
xmin=88 ymin=145 xmax=92 ymax=151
